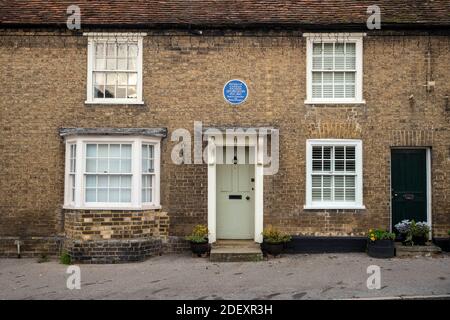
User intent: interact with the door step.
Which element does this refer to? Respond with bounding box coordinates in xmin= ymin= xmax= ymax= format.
xmin=395 ymin=243 xmax=442 ymax=257
xmin=210 ymin=240 xmax=263 ymax=262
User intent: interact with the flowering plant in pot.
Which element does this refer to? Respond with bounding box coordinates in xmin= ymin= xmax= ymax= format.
xmin=261 ymin=226 xmax=291 ymax=257
xmin=185 ymin=224 xmax=210 ymax=257
xmin=367 ymin=229 xmax=396 ymax=258
xmin=394 ymin=220 xmax=429 ymax=246
xmin=411 ymin=221 xmax=430 ymax=246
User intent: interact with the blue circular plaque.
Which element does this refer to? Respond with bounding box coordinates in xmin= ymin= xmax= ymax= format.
xmin=223 ymin=79 xmax=248 ymax=105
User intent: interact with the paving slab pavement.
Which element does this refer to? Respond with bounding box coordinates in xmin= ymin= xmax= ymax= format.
xmin=0 ymin=253 xmax=449 ymax=300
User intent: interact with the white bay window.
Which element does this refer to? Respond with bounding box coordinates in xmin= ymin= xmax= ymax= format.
xmin=64 ymin=136 xmax=160 ymax=209
xmin=305 ymin=139 xmax=364 ymax=209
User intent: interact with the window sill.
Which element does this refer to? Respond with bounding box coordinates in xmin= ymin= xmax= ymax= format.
xmin=303 ymin=204 xmax=366 ymax=210
xmin=304 ymin=100 xmax=366 ymax=105
xmin=85 ymin=100 xmax=145 ymax=105
xmin=63 ymin=204 xmax=161 ymax=211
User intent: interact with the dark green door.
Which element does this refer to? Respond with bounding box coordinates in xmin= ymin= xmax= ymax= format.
xmin=391 ymin=149 xmax=427 ymax=232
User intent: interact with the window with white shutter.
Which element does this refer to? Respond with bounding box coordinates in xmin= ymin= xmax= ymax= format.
xmin=305 ymin=139 xmax=365 ymax=209
xmin=305 ymin=33 xmax=365 ymax=104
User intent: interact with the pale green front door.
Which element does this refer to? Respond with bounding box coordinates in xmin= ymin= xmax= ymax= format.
xmin=216 ymin=162 xmax=255 ymax=239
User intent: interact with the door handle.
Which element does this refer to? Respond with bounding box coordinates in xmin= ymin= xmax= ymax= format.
xmin=246 ymin=196 xmax=250 ymax=200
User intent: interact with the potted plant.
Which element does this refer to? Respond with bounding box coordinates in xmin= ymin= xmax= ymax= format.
xmin=261 ymin=226 xmax=291 ymax=257
xmin=185 ymin=224 xmax=210 ymax=257
xmin=411 ymin=221 xmax=430 ymax=246
xmin=367 ymin=229 xmax=396 ymax=258
xmin=394 ymin=219 xmax=411 ymax=244
xmin=394 ymin=220 xmax=430 ymax=246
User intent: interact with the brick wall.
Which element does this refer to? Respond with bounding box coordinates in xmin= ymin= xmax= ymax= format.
xmin=0 ymin=29 xmax=449 ymax=256
xmin=64 ymin=210 xmax=169 ymax=241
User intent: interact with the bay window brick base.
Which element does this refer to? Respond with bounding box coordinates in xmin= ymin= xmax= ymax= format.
xmin=63 ymin=209 xmax=171 ymax=263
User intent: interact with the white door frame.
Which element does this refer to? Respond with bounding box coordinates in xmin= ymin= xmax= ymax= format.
xmin=207 ymin=133 xmax=264 ymax=243
xmin=389 ymin=147 xmax=432 ymax=239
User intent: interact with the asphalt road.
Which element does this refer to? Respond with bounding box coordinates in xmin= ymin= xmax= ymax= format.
xmin=0 ymin=253 xmax=449 ymax=300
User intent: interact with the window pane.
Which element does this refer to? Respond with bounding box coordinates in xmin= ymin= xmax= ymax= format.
xmin=106 ymin=58 xmax=116 ymax=70
xmin=128 ymin=44 xmax=138 ymax=57
xmin=98 ymin=176 xmax=108 ymax=187
xmin=86 ymin=144 xmax=97 ymax=157
xmin=312 ymin=85 xmax=322 ymax=98
xmin=335 ymin=43 xmax=345 ymax=55
xmin=312 ymin=43 xmax=322 ymax=55
xmin=105 ymin=85 xmax=115 ymax=98
xmin=345 ymin=84 xmax=355 ymax=98
xmin=95 ymin=58 xmax=105 ymax=70
xmin=345 ymin=188 xmax=356 ymax=201
xmin=98 ymin=144 xmax=108 ymax=157
xmin=312 ymin=72 xmax=322 ymax=84
xmin=86 ymin=189 xmax=96 ymax=202
xmin=121 ymin=189 xmax=131 ymax=202
xmin=346 ymin=43 xmax=356 ymax=55
xmin=116 ymin=86 xmax=127 ymax=98
xmin=128 ymin=58 xmax=136 ymax=71
xmin=86 ymin=159 xmax=97 ymax=172
xmin=109 ymin=189 xmax=120 ymax=202
xmin=117 ymin=58 xmax=127 ymax=70
xmin=109 ymin=159 xmax=121 ymax=173
xmin=121 ymin=159 xmax=131 ymax=173
xmin=121 ymin=145 xmax=132 ymax=158
xmin=98 ymin=159 xmax=108 ymax=172
xmin=312 ymin=57 xmax=322 ymax=69
xmin=127 ymin=86 xmax=137 ymax=99
xmin=95 ymin=43 xmax=105 ymax=57
xmin=312 ymin=188 xmax=321 ymax=201
xmin=110 ymin=144 xmax=120 ymax=157
xmin=345 ymin=176 xmax=355 ymax=188
xmin=86 ymin=175 xmax=96 ymax=187
xmin=110 ymin=175 xmax=120 ymax=188
xmin=94 ymin=85 xmax=105 ymax=98
xmin=118 ymin=44 xmax=127 ymax=57
xmin=312 ymin=175 xmax=321 ymax=188
xmin=98 ymin=188 xmax=108 ymax=202
xmin=121 ymin=176 xmax=131 ymax=188
xmin=128 ymin=73 xmax=137 ymax=85
xmin=106 ymin=43 xmax=115 ymax=57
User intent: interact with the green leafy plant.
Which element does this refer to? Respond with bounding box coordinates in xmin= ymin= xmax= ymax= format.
xmin=262 ymin=226 xmax=291 ymax=244
xmin=367 ymin=229 xmax=395 ymax=242
xmin=185 ymin=224 xmax=208 ymax=243
xmin=59 ymin=251 xmax=71 ymax=265
xmin=448 ymin=230 xmax=450 ymax=236
xmin=37 ymin=254 xmax=49 ymax=263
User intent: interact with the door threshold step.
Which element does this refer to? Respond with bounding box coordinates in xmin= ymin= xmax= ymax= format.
xmin=210 ymin=241 xmax=263 ymax=262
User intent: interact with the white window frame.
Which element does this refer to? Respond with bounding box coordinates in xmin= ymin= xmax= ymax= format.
xmin=85 ymin=33 xmax=146 ymax=105
xmin=304 ymin=139 xmax=365 ymax=210
xmin=63 ymin=135 xmax=161 ymax=210
xmin=304 ymin=33 xmax=365 ymax=104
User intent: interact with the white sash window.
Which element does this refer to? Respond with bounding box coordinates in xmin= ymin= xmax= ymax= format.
xmin=304 ymin=33 xmax=365 ymax=104
xmin=85 ymin=33 xmax=145 ymax=104
xmin=305 ymin=139 xmax=365 ymax=210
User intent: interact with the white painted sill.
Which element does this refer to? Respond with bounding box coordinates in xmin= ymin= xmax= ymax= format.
xmin=63 ymin=204 xmax=162 ymax=211
xmin=304 ymin=100 xmax=366 ymax=105
xmin=85 ymin=100 xmax=145 ymax=105
xmin=303 ymin=204 xmax=366 ymax=210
